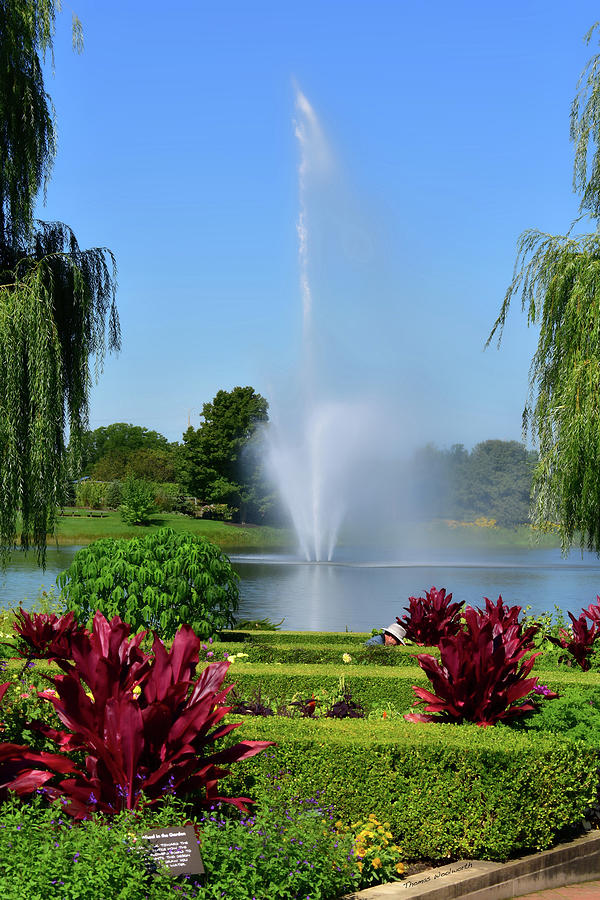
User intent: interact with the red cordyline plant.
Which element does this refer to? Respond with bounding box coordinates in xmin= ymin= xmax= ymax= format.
xmin=12 ymin=608 xmax=80 ymax=661
xmin=397 ymin=587 xmax=464 ymax=646
xmin=583 ymin=597 xmax=600 ymax=625
xmin=476 ymin=595 xmax=523 ymax=634
xmin=546 ymin=612 xmax=599 ymax=671
xmin=0 ymin=682 xmax=78 ymax=802
xmin=2 ymin=611 xmax=273 ymax=819
xmin=405 ymin=605 xmax=543 ymax=726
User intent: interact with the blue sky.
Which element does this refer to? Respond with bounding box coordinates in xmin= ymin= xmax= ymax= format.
xmin=36 ymin=1 xmax=600 ymax=447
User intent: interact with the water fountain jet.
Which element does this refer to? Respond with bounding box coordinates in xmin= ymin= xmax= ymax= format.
xmin=267 ymin=88 xmax=370 ymax=562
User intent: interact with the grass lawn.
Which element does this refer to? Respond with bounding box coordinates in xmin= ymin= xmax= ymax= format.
xmin=51 ymin=507 xmax=293 ymax=551
xmin=48 ymin=509 xmax=565 ymax=554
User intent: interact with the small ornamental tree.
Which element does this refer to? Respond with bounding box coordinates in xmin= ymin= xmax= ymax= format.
xmin=119 ymin=475 xmax=157 ymax=525
xmin=58 ymin=527 xmax=239 ymax=639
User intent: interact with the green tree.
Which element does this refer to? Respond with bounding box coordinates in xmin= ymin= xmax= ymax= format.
xmin=78 ymin=423 xmax=170 ymax=473
xmin=0 ymin=2 xmax=119 ymax=562
xmin=90 ymin=446 xmax=176 ymax=483
xmin=488 ymin=24 xmax=600 ymax=552
xmin=177 ymin=386 xmax=269 ymax=522
xmin=407 ymin=441 xmax=536 ymax=525
xmin=463 ymin=441 xmax=536 ymax=526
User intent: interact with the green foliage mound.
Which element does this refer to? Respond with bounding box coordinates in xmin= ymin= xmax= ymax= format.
xmin=58 ymin=527 xmax=239 ymax=639
xmin=227 ymin=717 xmax=596 ymax=861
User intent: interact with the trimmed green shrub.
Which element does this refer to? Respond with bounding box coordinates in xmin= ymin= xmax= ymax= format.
xmin=225 ymin=717 xmax=597 ymax=861
xmin=206 ymin=663 xmax=425 ymax=713
xmin=203 ymin=661 xmax=600 ymax=714
xmin=213 ymin=642 xmax=431 ymax=667
xmin=119 ymin=475 xmax=157 ymax=524
xmin=224 ymin=630 xmax=375 ymax=645
xmin=58 ymin=527 xmax=240 ymax=639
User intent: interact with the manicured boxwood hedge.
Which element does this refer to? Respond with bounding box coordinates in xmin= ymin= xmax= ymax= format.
xmin=222 ymin=631 xmax=599 ymax=672
xmin=5 ymin=657 xmax=600 ymax=715
xmin=216 ymin=663 xmax=600 ymax=712
xmin=226 ymin=717 xmax=597 ymax=862
xmin=218 ymin=642 xmax=434 ymax=667
xmin=224 ymin=630 xmax=372 ymax=645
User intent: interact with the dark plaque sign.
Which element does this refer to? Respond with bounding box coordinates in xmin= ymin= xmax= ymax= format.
xmin=141 ymin=825 xmax=204 ymax=876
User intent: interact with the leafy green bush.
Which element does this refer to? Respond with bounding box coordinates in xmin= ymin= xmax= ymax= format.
xmin=512 ymin=685 xmax=600 ymax=745
xmin=226 ymin=717 xmax=597 ymax=861
xmin=0 ymin=794 xmax=203 ymax=899
xmin=193 ymin=799 xmax=365 ymax=898
xmin=119 ymin=475 xmax=157 ymax=524
xmin=58 ymin=527 xmax=240 ymax=639
xmin=0 ymin=791 xmax=400 ymax=899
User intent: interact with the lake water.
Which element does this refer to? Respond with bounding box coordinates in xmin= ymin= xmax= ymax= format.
xmin=230 ymin=545 xmax=600 ymax=631
xmin=2 ymin=543 xmax=600 ymax=632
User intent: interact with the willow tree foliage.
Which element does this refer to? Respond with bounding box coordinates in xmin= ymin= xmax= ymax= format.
xmin=0 ymin=2 xmax=119 ymax=562
xmin=488 ymin=25 xmax=600 ymax=553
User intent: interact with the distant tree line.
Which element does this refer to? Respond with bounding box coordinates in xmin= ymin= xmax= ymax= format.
xmin=70 ymin=396 xmax=537 ymax=528
xmin=71 ymin=386 xmax=273 ymax=524
xmin=407 ymin=440 xmax=537 ymax=526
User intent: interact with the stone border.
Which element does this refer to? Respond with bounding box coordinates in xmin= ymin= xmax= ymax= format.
xmin=344 ymin=830 xmax=600 ymax=899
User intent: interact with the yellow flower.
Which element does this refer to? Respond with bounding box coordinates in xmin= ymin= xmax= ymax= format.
xmin=356 ymin=861 xmax=363 ymax=872
xmin=377 ymin=825 xmax=384 ymax=833
xmin=132 ymin=685 xmax=141 ymax=696
xmin=372 ymin=857 xmax=381 ymax=869
xmin=395 ymin=862 xmax=406 ymax=874
xmin=368 ymin=814 xmax=377 ymax=822
xmin=342 ymin=653 xmax=352 ymax=664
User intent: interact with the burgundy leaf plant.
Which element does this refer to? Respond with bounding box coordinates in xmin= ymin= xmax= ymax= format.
xmin=0 ymin=682 xmax=78 ymax=803
xmin=582 ymin=597 xmax=600 ymax=625
xmin=405 ymin=605 xmax=542 ymax=726
xmin=12 ymin=608 xmax=80 ymax=661
xmin=4 ymin=611 xmax=273 ymax=819
xmin=547 ymin=612 xmax=598 ymax=671
xmin=397 ymin=586 xmax=464 ymax=646
xmin=475 ymin=595 xmax=523 ymax=634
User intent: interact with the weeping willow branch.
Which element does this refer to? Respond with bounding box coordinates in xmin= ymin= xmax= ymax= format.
xmin=488 ymin=230 xmax=600 ymax=552
xmin=487 ymin=22 xmax=600 ymax=555
xmin=0 ymin=3 xmax=119 ymax=566
xmin=0 ymin=237 xmax=119 ymax=564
